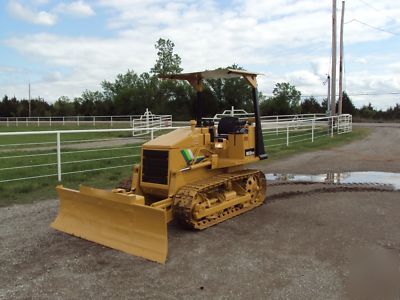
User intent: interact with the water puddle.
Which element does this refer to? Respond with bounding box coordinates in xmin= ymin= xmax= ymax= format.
xmin=265 ymin=171 xmax=400 ymax=190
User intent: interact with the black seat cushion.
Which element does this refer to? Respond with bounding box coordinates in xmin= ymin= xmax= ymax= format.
xmin=218 ymin=116 xmax=241 ymax=135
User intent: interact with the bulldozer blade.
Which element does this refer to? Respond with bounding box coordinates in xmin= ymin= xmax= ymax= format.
xmin=51 ymin=185 xmax=168 ymax=264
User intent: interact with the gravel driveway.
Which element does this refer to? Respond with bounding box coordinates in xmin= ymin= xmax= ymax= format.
xmin=1 ymin=123 xmax=399 ymax=300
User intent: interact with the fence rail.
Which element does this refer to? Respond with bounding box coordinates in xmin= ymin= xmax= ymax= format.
xmin=0 ymin=110 xmax=172 ymax=128
xmin=263 ymin=114 xmax=352 ymax=148
xmin=0 ymin=114 xmax=352 ymax=184
xmin=202 ymin=106 xmax=326 ymax=123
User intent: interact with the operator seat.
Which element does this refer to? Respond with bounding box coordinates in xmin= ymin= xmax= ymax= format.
xmin=216 ymin=116 xmax=247 ymax=139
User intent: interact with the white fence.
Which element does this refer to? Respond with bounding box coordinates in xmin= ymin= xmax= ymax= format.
xmin=0 ymin=109 xmax=172 ymax=128
xmin=260 ymin=113 xmax=327 ymax=123
xmin=0 ymin=127 xmax=178 ymax=184
xmin=263 ymin=114 xmax=352 ymax=148
xmin=203 ymin=107 xmax=326 ymax=123
xmin=0 ymin=114 xmax=352 ymax=184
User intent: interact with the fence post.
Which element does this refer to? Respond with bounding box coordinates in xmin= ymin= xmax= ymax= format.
xmin=350 ymin=115 xmax=353 ymax=132
xmin=111 ymin=116 xmax=113 ymax=127
xmin=49 ymin=117 xmax=52 ymax=127
xmin=331 ymin=117 xmax=334 ymax=137
xmin=63 ymin=117 xmax=65 ymax=126
xmin=132 ymin=120 xmax=135 ymax=136
xmin=151 ymin=128 xmax=154 ymax=140
xmin=26 ymin=117 xmax=28 ymax=126
xmin=146 ymin=108 xmax=149 ymax=133
xmin=312 ymin=119 xmax=314 ymax=142
xmin=93 ymin=116 xmax=96 ymax=127
xmin=7 ymin=117 xmax=9 ymax=127
xmin=337 ymin=115 xmax=340 ymax=134
xmin=57 ymin=132 xmax=62 ymax=182
xmin=276 ymin=116 xmax=278 ymax=135
xmin=16 ymin=118 xmax=18 ymax=127
xmin=77 ymin=116 xmax=80 ymax=126
xmin=37 ymin=117 xmax=40 ymax=127
xmin=286 ymin=123 xmax=289 ymax=146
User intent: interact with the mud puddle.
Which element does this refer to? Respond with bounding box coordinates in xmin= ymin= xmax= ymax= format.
xmin=265 ymin=171 xmax=400 ymax=190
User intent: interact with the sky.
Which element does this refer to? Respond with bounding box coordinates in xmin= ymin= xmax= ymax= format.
xmin=0 ymin=0 xmax=399 ymax=110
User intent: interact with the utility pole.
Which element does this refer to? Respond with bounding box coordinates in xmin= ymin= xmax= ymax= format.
xmin=28 ymin=83 xmax=31 ymax=118
xmin=327 ymin=75 xmax=331 ymax=114
xmin=338 ymin=0 xmax=345 ymax=115
xmin=331 ymin=0 xmax=337 ymax=116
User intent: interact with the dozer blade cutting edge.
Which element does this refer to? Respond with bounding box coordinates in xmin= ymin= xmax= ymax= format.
xmin=51 ymin=185 xmax=168 ymax=264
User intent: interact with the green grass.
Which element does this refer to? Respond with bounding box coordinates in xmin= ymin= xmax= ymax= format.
xmin=0 ymin=125 xmax=170 ymax=207
xmin=0 ymin=143 xmax=142 ymax=206
xmin=263 ymin=127 xmax=370 ymax=161
xmin=0 ymin=127 xmax=370 ymax=207
xmin=0 ymin=125 xmax=141 ymax=148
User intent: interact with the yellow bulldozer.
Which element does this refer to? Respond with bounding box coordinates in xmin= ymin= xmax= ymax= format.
xmin=51 ymin=68 xmax=268 ymax=263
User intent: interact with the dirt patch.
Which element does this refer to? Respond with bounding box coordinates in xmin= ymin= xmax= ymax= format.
xmin=1 ymin=123 xmax=400 ymax=299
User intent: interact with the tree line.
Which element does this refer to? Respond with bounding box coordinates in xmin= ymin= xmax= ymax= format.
xmin=1 ymin=38 xmax=399 ymax=121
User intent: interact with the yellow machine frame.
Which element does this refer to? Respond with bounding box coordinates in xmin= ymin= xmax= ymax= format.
xmin=51 ymin=68 xmax=268 ymax=263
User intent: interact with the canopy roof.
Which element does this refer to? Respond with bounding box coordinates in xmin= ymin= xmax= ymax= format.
xmin=159 ymin=68 xmax=262 ymax=90
xmin=158 ymin=68 xmax=262 ymax=81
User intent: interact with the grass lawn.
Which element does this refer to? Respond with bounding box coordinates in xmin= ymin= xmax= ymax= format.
xmin=0 ymin=127 xmax=370 ymax=207
xmin=0 ymin=125 xmax=145 ymax=148
xmin=263 ymin=127 xmax=370 ymax=161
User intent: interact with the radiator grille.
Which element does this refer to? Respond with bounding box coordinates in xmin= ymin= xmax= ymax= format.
xmin=142 ymin=150 xmax=169 ymax=185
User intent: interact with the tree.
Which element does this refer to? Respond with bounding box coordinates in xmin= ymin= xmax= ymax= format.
xmin=0 ymin=95 xmax=18 ymax=117
xmin=52 ymin=96 xmax=75 ymax=116
xmin=301 ymin=96 xmax=323 ymax=113
xmin=0 ymin=95 xmax=9 ymax=117
xmin=321 ymin=98 xmax=329 ymax=113
xmin=358 ymin=102 xmax=376 ymax=119
xmin=341 ymin=91 xmax=356 ymax=115
xmin=101 ymin=70 xmax=142 ymax=114
xmin=76 ymin=90 xmax=106 ymax=115
xmin=30 ymin=97 xmax=51 ymax=116
xmin=385 ymin=103 xmax=400 ymax=119
xmin=150 ymin=38 xmax=183 ymax=75
xmin=260 ymin=82 xmax=301 ymax=115
xmin=205 ymin=65 xmax=253 ymax=114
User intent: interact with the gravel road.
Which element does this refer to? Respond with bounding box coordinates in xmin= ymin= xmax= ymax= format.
xmin=260 ymin=122 xmax=400 ymax=173
xmin=1 ymin=123 xmax=399 ymax=300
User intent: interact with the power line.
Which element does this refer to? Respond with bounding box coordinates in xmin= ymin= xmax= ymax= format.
xmin=263 ymin=92 xmax=400 ymax=99
xmin=356 ymin=0 xmax=400 ymax=25
xmin=285 ymin=92 xmax=400 ymax=98
xmin=345 ymin=18 xmax=400 ymax=36
xmin=345 ymin=92 xmax=400 ymax=96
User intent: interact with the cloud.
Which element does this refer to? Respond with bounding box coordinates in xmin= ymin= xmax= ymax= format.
xmin=388 ymin=62 xmax=400 ymax=73
xmin=7 ymin=0 xmax=57 ymax=26
xmin=55 ymin=1 xmax=95 ymax=17
xmin=0 ymin=66 xmax=17 ymax=73
xmin=31 ymin=0 xmax=50 ymax=5
xmin=4 ymin=33 xmax=156 ymax=101
xmin=355 ymin=58 xmax=368 ymax=64
xmin=286 ymin=70 xmax=325 ymax=91
xmin=42 ymin=71 xmax=63 ymax=82
xmin=2 ymin=0 xmax=400 ymax=110
xmin=7 ymin=0 xmax=94 ymax=26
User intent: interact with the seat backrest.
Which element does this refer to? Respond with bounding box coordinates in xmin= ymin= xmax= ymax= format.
xmin=218 ymin=116 xmax=240 ymax=135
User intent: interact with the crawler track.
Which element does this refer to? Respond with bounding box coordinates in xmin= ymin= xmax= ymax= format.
xmin=173 ymin=169 xmax=266 ymax=230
